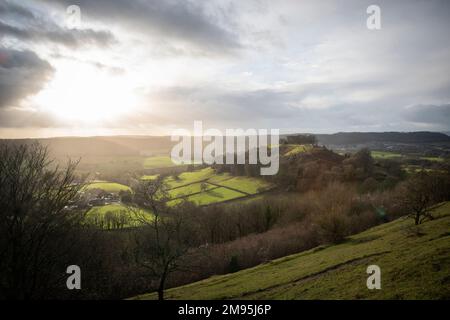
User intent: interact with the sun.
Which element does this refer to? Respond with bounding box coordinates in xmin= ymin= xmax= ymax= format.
xmin=34 ymin=61 xmax=138 ymax=124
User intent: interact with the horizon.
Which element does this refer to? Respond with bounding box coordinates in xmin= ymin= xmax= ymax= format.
xmin=1 ymin=130 xmax=449 ymax=140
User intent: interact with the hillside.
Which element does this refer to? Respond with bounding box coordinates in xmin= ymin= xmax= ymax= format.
xmin=316 ymin=131 xmax=450 ymax=145
xmin=133 ymin=202 xmax=450 ymax=300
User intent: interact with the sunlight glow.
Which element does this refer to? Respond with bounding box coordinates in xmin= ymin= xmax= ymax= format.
xmin=34 ymin=61 xmax=139 ymax=124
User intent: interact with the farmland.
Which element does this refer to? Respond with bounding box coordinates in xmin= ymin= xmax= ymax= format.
xmin=85 ymin=204 xmax=153 ymax=229
xmin=84 ymin=167 xmax=275 ymax=227
xmin=284 ymin=144 xmax=312 ymax=156
xmin=164 ymin=167 xmax=274 ymax=205
xmin=143 ymin=156 xmax=177 ymax=169
xmin=84 ymin=181 xmax=131 ymax=192
xmin=371 ymin=151 xmax=403 ymax=159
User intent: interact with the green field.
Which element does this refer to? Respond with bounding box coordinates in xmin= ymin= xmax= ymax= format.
xmin=168 ymin=182 xmax=216 ymax=199
xmin=284 ymin=144 xmax=312 ymax=156
xmin=371 ymin=151 xmax=403 ymax=159
xmin=183 ymin=187 xmax=246 ymax=206
xmin=84 ymin=181 xmax=131 ymax=192
xmin=85 ymin=204 xmax=153 ymax=229
xmin=421 ymin=156 xmax=445 ymax=162
xmin=141 ymin=174 xmax=159 ymax=181
xmin=143 ymin=156 xmax=177 ymax=169
xmin=133 ymin=202 xmax=450 ymax=300
xmin=166 ymin=167 xmax=216 ymax=188
xmin=85 ymin=167 xmax=274 ymax=228
xmin=163 ymin=168 xmax=273 ymax=205
xmin=216 ymin=176 xmax=273 ymax=194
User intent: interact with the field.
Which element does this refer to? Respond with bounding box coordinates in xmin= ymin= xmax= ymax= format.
xmin=164 ymin=168 xmax=274 ymax=205
xmin=133 ymin=202 xmax=450 ymax=300
xmin=284 ymin=144 xmax=312 ymax=156
xmin=176 ymin=187 xmax=246 ymax=206
xmin=143 ymin=156 xmax=177 ymax=169
xmin=371 ymin=151 xmax=403 ymax=159
xmin=371 ymin=151 xmax=446 ymax=163
xmin=168 ymin=182 xmax=216 ymax=199
xmin=85 ymin=167 xmax=274 ymax=227
xmin=215 ymin=176 xmax=272 ymax=195
xmin=84 ymin=181 xmax=131 ymax=192
xmin=165 ymin=167 xmax=216 ymax=188
xmin=85 ymin=204 xmax=153 ymax=229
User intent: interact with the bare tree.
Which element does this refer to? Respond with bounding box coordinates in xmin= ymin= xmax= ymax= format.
xmin=399 ymin=171 xmax=435 ymax=225
xmin=129 ymin=176 xmax=194 ymax=300
xmin=0 ymin=143 xmax=85 ymax=299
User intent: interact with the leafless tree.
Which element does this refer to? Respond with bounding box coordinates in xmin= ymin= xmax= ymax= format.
xmin=0 ymin=143 xmax=86 ymax=299
xmin=128 ymin=176 xmax=195 ymax=300
xmin=399 ymin=171 xmax=435 ymax=225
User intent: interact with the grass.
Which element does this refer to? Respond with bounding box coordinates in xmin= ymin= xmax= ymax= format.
xmin=215 ymin=176 xmax=273 ymax=195
xmin=133 ymin=202 xmax=450 ymax=300
xmin=284 ymin=144 xmax=312 ymax=156
xmin=421 ymin=156 xmax=445 ymax=162
xmin=166 ymin=167 xmax=216 ymax=189
xmin=164 ymin=168 xmax=273 ymax=204
xmin=84 ymin=181 xmax=131 ymax=193
xmin=183 ymin=187 xmax=246 ymax=206
xmin=141 ymin=174 xmax=159 ymax=181
xmin=168 ymin=182 xmax=216 ymax=199
xmin=85 ymin=204 xmax=153 ymax=228
xmin=136 ymin=167 xmax=274 ymax=206
xmin=371 ymin=151 xmax=403 ymax=159
xmin=143 ymin=156 xmax=177 ymax=169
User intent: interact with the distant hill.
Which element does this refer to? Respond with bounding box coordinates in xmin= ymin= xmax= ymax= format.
xmin=316 ymin=132 xmax=450 ymax=145
xmin=0 ymin=136 xmax=173 ymax=157
xmin=2 ymin=131 xmax=449 ymax=157
xmin=132 ymin=202 xmax=450 ymax=300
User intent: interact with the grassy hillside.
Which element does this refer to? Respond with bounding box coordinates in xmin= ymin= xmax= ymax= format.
xmin=84 ymin=181 xmax=131 ymax=192
xmin=133 ymin=202 xmax=450 ymax=300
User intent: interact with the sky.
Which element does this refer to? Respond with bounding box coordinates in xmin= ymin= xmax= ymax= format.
xmin=0 ymin=0 xmax=449 ymax=138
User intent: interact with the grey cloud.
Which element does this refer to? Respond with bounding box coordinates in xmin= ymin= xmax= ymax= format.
xmin=403 ymin=104 xmax=450 ymax=126
xmin=0 ymin=48 xmax=54 ymax=109
xmin=42 ymin=0 xmax=240 ymax=55
xmin=0 ymin=1 xmax=115 ymax=48
xmin=134 ymin=84 xmax=450 ymax=132
xmin=0 ymin=107 xmax=56 ymax=128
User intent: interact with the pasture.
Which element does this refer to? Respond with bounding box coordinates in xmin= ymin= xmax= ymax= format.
xmin=371 ymin=151 xmax=403 ymax=159
xmin=85 ymin=167 xmax=274 ymax=228
xmin=84 ymin=181 xmax=131 ymax=192
xmin=85 ymin=204 xmax=153 ymax=229
xmin=284 ymin=144 xmax=312 ymax=156
xmin=143 ymin=156 xmax=177 ymax=169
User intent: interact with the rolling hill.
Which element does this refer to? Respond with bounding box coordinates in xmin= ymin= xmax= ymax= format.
xmin=132 ymin=202 xmax=450 ymax=300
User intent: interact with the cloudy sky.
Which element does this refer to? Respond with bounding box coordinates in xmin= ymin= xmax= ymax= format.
xmin=0 ymin=0 xmax=449 ymax=138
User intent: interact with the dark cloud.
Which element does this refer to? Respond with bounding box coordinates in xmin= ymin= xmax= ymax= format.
xmin=0 ymin=107 xmax=56 ymax=128
xmin=0 ymin=48 xmax=54 ymax=108
xmin=0 ymin=1 xmax=115 ymax=48
xmin=403 ymin=104 xmax=450 ymax=126
xmin=0 ymin=1 xmax=35 ymax=19
xmin=42 ymin=0 xmax=240 ymax=55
